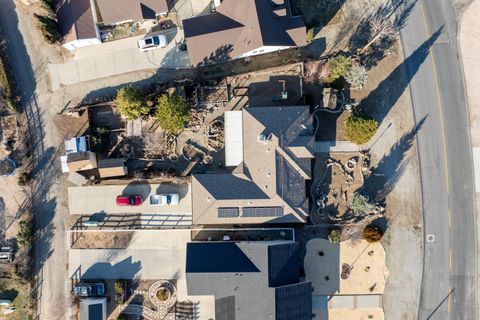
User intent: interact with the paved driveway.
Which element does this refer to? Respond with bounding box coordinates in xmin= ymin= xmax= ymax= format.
xmin=48 ymin=28 xmax=189 ymax=89
xmin=68 ymin=183 xmax=192 ymax=216
xmin=68 ymin=230 xmax=216 ymax=319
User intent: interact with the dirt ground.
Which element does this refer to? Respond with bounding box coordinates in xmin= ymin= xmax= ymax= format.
xmin=310 ymin=43 xmax=422 ymax=318
xmin=311 ymin=152 xmax=368 ymax=224
xmin=70 ymin=231 xmax=134 ymax=249
xmin=357 ymin=44 xmax=422 ymax=319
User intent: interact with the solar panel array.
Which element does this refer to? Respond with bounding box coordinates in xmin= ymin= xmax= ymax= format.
xmin=242 ymin=206 xmax=284 ymax=217
xmin=217 ymin=207 xmax=240 ymax=218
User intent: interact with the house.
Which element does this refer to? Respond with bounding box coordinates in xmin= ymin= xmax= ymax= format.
xmin=186 ymin=241 xmax=312 ymax=320
xmin=56 ymin=0 xmax=169 ymax=50
xmin=79 ymin=298 xmax=107 ymax=320
xmin=191 ymin=105 xmax=314 ymax=225
xmin=183 ymin=0 xmax=306 ymax=66
xmin=61 ymin=136 xmax=98 ymax=173
xmin=95 ymin=0 xmax=168 ymax=25
xmin=56 ymin=0 xmax=101 ymax=51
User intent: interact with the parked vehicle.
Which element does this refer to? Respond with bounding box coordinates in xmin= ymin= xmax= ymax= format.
xmin=73 ymin=282 xmax=105 ymax=297
xmin=150 ymin=193 xmax=180 ymax=206
xmin=116 ymin=195 xmax=142 ymax=206
xmin=137 ymin=35 xmax=167 ymax=51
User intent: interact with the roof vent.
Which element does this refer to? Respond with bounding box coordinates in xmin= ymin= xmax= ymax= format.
xmin=258 ymin=132 xmax=272 ymax=143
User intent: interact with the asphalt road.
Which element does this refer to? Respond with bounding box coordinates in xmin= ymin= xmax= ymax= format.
xmin=400 ymin=0 xmax=477 ymax=319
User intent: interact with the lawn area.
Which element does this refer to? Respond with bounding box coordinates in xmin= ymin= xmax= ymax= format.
xmin=290 ymin=0 xmax=345 ymax=28
xmin=0 ymin=278 xmax=32 ymax=320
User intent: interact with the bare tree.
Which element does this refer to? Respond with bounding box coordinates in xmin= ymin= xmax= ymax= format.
xmin=356 ymin=0 xmax=416 ymax=55
xmin=143 ymin=132 xmax=166 ymax=159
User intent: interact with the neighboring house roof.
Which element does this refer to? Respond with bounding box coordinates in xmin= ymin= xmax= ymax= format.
xmin=183 ymin=0 xmax=306 ymax=66
xmin=95 ymin=0 xmax=168 ymax=25
xmin=80 ymin=298 xmax=106 ymax=320
xmin=186 ymin=241 xmax=312 ymax=320
xmin=56 ymin=0 xmax=98 ymax=43
xmin=192 ymin=106 xmax=314 ymax=225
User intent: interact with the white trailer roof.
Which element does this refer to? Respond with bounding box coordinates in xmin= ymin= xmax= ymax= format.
xmin=224 ymin=111 xmax=244 ymax=167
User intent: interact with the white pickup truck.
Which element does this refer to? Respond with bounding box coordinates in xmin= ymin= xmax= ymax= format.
xmin=150 ymin=194 xmax=180 ymax=206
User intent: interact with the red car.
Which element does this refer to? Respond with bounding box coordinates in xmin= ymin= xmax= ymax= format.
xmin=116 ymin=195 xmax=142 ymax=206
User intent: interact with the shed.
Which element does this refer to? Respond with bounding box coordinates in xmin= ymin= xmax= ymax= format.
xmin=98 ymin=158 xmax=128 ymax=178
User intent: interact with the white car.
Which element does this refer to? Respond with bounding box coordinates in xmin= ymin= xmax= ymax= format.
xmin=137 ymin=35 xmax=167 ymax=51
xmin=150 ymin=193 xmax=180 ymax=206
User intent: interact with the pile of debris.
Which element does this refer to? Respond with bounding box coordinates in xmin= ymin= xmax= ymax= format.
xmin=205 ymin=119 xmax=224 ymax=150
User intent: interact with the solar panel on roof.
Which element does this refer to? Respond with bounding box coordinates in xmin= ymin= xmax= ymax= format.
xmin=242 ymin=206 xmax=283 ymax=217
xmin=218 ymin=207 xmax=240 ymax=218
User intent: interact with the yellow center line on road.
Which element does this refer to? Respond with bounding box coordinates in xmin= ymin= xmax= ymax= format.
xmin=419 ymin=3 xmax=450 ymax=194
xmin=448 ymin=210 xmax=452 ymax=228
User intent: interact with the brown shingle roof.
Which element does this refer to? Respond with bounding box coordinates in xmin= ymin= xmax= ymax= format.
xmin=183 ymin=0 xmax=306 ymax=66
xmin=192 ymin=106 xmax=314 ymax=225
xmin=95 ymin=0 xmax=168 ymax=25
xmin=56 ymin=0 xmax=98 ymax=43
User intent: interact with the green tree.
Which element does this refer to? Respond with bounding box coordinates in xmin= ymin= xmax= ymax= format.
xmin=155 ymin=93 xmax=190 ymax=134
xmin=327 ymin=56 xmax=352 ymax=83
xmin=345 ymin=114 xmax=378 ymax=145
xmin=115 ymin=86 xmax=149 ymax=120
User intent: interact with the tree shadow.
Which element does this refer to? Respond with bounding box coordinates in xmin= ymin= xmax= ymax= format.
xmin=359 ymin=28 xmax=442 ymax=122
xmin=361 ymin=116 xmax=427 ymax=203
xmin=197 ymin=44 xmax=234 ymax=67
xmin=78 ymin=256 xmax=142 ymax=280
xmin=291 ymin=0 xmax=347 ymax=29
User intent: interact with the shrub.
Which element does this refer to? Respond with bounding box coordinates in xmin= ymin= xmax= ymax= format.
xmin=327 ymin=229 xmax=340 ymax=243
xmin=345 ymin=114 xmax=378 ymax=145
xmin=363 ymin=225 xmax=383 ymax=243
xmin=114 ymin=280 xmax=124 ymax=295
xmin=350 ymin=192 xmax=375 ymax=216
xmin=115 ymin=86 xmax=149 ymax=120
xmin=327 ymin=56 xmax=352 ymax=83
xmin=155 ymin=93 xmax=190 ymax=134
xmin=40 ymin=0 xmax=55 ymax=11
xmin=306 ymin=28 xmax=315 ymax=44
xmin=18 ymin=171 xmax=31 ymax=186
xmin=34 ymin=14 xmax=61 ymax=44
xmin=17 ymin=220 xmax=33 ymax=247
xmin=345 ymin=64 xmax=368 ymax=89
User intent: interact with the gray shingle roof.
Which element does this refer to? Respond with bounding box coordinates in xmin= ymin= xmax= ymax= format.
xmin=192 ymin=106 xmax=314 ymax=225
xmin=186 ymin=241 xmax=311 ymax=320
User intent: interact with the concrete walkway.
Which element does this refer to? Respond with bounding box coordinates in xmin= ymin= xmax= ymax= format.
xmin=314 ymin=141 xmax=362 ymax=153
xmin=48 ymin=28 xmax=188 ymax=90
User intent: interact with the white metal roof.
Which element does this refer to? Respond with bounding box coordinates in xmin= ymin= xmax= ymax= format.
xmin=224 ymin=111 xmax=244 ymax=167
